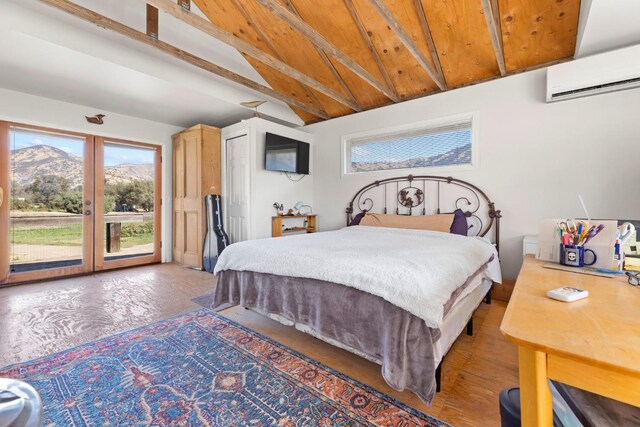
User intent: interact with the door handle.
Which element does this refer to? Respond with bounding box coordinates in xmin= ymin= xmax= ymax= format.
xmin=0 ymin=186 xmax=3 ymax=208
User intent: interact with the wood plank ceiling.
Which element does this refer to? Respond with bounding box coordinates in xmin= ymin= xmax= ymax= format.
xmin=59 ymin=0 xmax=583 ymax=124
xmin=194 ymin=0 xmax=580 ymax=123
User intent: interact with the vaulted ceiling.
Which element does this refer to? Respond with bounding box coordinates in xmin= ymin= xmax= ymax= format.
xmin=37 ymin=0 xmax=581 ymax=125
xmin=191 ymin=0 xmax=581 ymax=123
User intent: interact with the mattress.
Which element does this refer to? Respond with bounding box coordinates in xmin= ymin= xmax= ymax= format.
xmin=433 ymin=278 xmax=492 ymax=365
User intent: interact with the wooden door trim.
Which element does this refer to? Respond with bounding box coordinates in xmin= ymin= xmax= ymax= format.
xmin=153 ymin=145 xmax=162 ymax=261
xmin=0 ymin=122 xmax=10 ymax=283
xmin=94 ymin=137 xmax=162 ymax=271
xmin=94 ymin=137 xmax=106 ymax=270
xmin=3 ymin=121 xmax=93 ymax=139
xmin=94 ymin=135 xmax=162 ymax=150
xmin=82 ymin=133 xmax=94 ymax=274
xmin=4 ymin=265 xmax=90 ymax=285
xmin=4 ymin=122 xmax=160 ymax=149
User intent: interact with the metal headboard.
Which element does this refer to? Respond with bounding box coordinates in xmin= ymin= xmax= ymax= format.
xmin=346 ymin=175 xmax=502 ymax=252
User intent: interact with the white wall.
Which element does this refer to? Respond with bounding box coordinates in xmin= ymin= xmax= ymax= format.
xmin=1 ymin=0 xmax=302 ymax=127
xmin=0 ymin=88 xmax=182 ymax=262
xmin=304 ymin=69 xmax=640 ymax=280
xmin=222 ymin=118 xmax=314 ymax=240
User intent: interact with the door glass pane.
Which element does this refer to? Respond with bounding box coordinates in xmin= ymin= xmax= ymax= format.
xmin=9 ymin=127 xmax=85 ymax=273
xmin=103 ymin=142 xmax=156 ymax=260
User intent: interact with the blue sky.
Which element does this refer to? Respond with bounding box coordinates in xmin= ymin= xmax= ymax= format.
xmin=11 ymin=129 xmax=154 ymax=167
xmin=352 ymin=129 xmax=471 ymax=164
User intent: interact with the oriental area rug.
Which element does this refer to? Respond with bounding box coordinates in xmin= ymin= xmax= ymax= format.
xmin=0 ymin=309 xmax=449 ymax=426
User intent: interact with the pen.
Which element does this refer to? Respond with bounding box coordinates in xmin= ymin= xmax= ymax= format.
xmin=595 ymin=268 xmax=626 ymax=275
xmin=583 ymin=224 xmax=605 ymax=245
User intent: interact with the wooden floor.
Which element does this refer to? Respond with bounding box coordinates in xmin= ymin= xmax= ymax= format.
xmin=0 ymin=263 xmax=518 ymax=426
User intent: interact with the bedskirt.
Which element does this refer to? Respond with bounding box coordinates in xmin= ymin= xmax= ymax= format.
xmin=214 ymin=270 xmax=441 ymax=404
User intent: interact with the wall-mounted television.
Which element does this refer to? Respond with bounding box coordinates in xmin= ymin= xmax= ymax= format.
xmin=264 ymin=133 xmax=310 ymax=175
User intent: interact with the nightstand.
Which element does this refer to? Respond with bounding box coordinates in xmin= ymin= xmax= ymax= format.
xmin=272 ymin=214 xmax=317 ymax=237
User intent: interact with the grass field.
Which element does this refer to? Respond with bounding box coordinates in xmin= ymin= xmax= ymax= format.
xmin=11 ymin=222 xmax=154 ymax=249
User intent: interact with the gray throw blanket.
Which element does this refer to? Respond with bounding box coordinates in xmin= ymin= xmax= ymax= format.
xmin=214 ymin=270 xmax=442 ymax=404
xmin=214 ymin=226 xmax=500 ymax=329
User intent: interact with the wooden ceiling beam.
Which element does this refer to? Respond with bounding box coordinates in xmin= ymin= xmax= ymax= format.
xmin=368 ymin=0 xmax=446 ymax=91
xmin=36 ymin=0 xmax=329 ymax=120
xmin=229 ymin=0 xmax=329 ymax=117
xmin=481 ymin=0 xmax=506 ymax=76
xmin=146 ymin=4 xmax=159 ymax=40
xmin=282 ymin=0 xmax=361 ymax=112
xmin=146 ymin=0 xmax=360 ymax=112
xmin=343 ymin=0 xmax=399 ymax=101
xmin=413 ymin=0 xmax=446 ymax=87
xmin=254 ymin=0 xmax=400 ymax=102
xmin=315 ymin=50 xmax=361 ymax=110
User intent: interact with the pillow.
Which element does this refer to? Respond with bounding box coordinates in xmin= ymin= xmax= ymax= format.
xmin=450 ymin=209 xmax=469 ymax=236
xmin=349 ymin=212 xmax=366 ymax=226
xmin=359 ymin=212 xmax=454 ymax=232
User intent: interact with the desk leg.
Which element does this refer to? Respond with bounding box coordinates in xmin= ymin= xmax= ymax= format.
xmin=518 ymin=347 xmax=552 ymax=427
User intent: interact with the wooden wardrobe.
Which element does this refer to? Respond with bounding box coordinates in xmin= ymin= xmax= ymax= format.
xmin=172 ymin=124 xmax=221 ymax=268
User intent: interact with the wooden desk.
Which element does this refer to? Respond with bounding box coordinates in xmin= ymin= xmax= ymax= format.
xmin=501 ymin=256 xmax=640 ymax=426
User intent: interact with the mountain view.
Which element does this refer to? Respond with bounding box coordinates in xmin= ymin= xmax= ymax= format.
xmin=11 ymin=145 xmax=154 ymax=187
xmin=351 ymin=144 xmax=471 ymax=172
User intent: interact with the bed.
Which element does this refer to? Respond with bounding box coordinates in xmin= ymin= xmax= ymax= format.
xmin=213 ymin=175 xmax=502 ymax=405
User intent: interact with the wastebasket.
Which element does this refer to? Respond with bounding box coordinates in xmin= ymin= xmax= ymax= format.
xmin=0 ymin=378 xmax=42 ymax=427
xmin=500 ymin=387 xmax=564 ymax=427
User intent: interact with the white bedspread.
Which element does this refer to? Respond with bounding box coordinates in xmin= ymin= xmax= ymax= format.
xmin=214 ymin=226 xmax=501 ymax=328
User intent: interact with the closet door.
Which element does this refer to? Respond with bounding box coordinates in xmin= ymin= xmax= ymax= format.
xmin=225 ymin=134 xmax=251 ymax=243
xmin=172 ymin=129 xmax=203 ymax=268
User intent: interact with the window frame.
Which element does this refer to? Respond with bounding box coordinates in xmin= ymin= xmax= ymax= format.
xmin=341 ymin=112 xmax=479 ymax=178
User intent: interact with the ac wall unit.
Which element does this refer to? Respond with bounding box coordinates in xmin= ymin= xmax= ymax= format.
xmin=546 ymin=44 xmax=640 ymax=102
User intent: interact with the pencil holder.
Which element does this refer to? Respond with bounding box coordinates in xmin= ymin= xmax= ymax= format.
xmin=559 ymin=244 xmax=597 ymax=267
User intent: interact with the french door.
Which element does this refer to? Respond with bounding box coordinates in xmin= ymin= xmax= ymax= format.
xmin=94 ymin=137 xmax=162 ymax=271
xmin=0 ymin=122 xmax=161 ymax=285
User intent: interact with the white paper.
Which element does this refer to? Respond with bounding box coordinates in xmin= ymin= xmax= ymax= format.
xmin=536 ymin=218 xmax=564 ymax=262
xmin=584 ymin=220 xmax=618 ymax=270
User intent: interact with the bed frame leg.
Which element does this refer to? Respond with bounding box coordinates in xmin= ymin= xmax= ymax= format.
xmin=484 ymin=288 xmax=492 ymax=304
xmin=435 ymin=364 xmax=442 ymax=393
xmin=466 ymin=317 xmax=473 ymax=336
